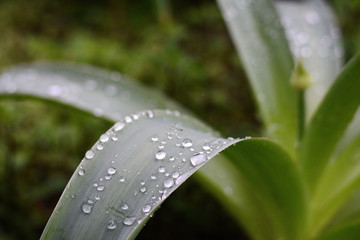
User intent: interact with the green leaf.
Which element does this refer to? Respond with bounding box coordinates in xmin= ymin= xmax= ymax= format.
xmin=276 ymin=0 xmax=344 ymax=117
xmin=315 ymin=220 xmax=360 ymax=240
xmin=301 ymin=54 xmax=360 ymax=191
xmin=40 ymin=109 xmax=241 ymax=239
xmin=216 ymin=0 xmax=298 ymax=156
xmin=309 ymin=134 xmax=360 ymax=237
xmin=0 ymin=63 xmax=186 ymax=121
xmin=216 ymin=138 xmax=307 ymax=240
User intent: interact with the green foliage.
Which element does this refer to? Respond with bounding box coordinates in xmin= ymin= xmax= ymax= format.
xmin=1 ymin=0 xmax=360 ymax=240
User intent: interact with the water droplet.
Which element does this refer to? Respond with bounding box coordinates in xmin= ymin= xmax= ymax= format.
xmin=114 ymin=122 xmax=125 ymax=132
xmin=164 ymin=178 xmax=174 ymax=188
xmin=172 ymin=172 xmax=180 ymax=178
xmin=71 ymin=194 xmax=76 ymax=199
xmin=140 ymin=186 xmax=147 ymax=193
xmin=95 ymin=195 xmax=101 ymax=200
xmin=143 ymin=204 xmax=151 ymax=213
xmin=181 ymin=138 xmax=193 ymax=148
xmin=100 ymin=134 xmax=109 ymax=143
xmin=112 ymin=135 xmax=118 ymax=141
xmin=146 ymin=110 xmax=154 ymax=118
xmin=202 ymin=144 xmax=210 ymax=151
xmin=107 ymin=219 xmax=117 ymax=230
xmin=108 ymin=167 xmax=117 ymax=175
xmin=78 ymin=169 xmax=85 ymax=176
xmin=121 ymin=204 xmax=129 ymax=210
xmin=88 ymin=199 xmax=94 ymax=204
xmin=97 ymin=143 xmax=104 ymax=150
xmin=169 ymin=156 xmax=175 ymax=161
xmin=123 ymin=216 xmax=136 ymax=226
xmin=151 ymin=135 xmax=159 ymax=142
xmin=159 ymin=166 xmax=166 ymax=173
xmin=97 ymin=185 xmax=106 ymax=192
xmin=140 ymin=180 xmax=145 ymax=185
xmin=190 ymin=154 xmax=207 ymax=167
xmin=155 ymin=150 xmax=166 ymax=160
xmin=85 ymin=150 xmax=95 ymax=159
xmin=119 ymin=176 xmax=126 ymax=182
xmin=105 ymin=175 xmax=111 ymax=180
xmin=150 ymin=175 xmax=157 ymax=180
xmin=124 ymin=116 xmax=132 ymax=123
xmin=82 ymin=203 xmax=93 ymax=214
xmin=93 ymin=183 xmax=98 ymax=187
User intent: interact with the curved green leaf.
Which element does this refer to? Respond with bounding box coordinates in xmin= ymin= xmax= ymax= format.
xmin=309 ymin=134 xmax=360 ymax=237
xmin=40 ymin=109 xmax=242 ymax=239
xmin=276 ymin=0 xmax=344 ymax=117
xmin=301 ymin=54 xmax=360 ymax=191
xmin=216 ymin=0 xmax=297 ymax=156
xmin=214 ymin=139 xmax=307 ymax=240
xmin=316 ymin=219 xmax=360 ymax=240
xmin=0 ymin=62 xmax=186 ymax=121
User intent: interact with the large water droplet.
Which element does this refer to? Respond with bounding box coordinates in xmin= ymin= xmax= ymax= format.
xmin=114 ymin=122 xmax=125 ymax=132
xmin=202 ymin=144 xmax=211 ymax=151
xmin=155 ymin=150 xmax=166 ymax=160
xmin=100 ymin=134 xmax=109 ymax=143
xmin=107 ymin=219 xmax=117 ymax=230
xmin=108 ymin=167 xmax=117 ymax=175
xmin=82 ymin=203 xmax=93 ymax=214
xmin=123 ymin=216 xmax=136 ymax=226
xmin=143 ymin=204 xmax=151 ymax=213
xmin=181 ymin=138 xmax=193 ymax=148
xmin=172 ymin=172 xmax=180 ymax=178
xmin=190 ymin=154 xmax=207 ymax=167
xmin=164 ymin=178 xmax=174 ymax=188
xmin=78 ymin=169 xmax=85 ymax=176
xmin=85 ymin=150 xmax=95 ymax=159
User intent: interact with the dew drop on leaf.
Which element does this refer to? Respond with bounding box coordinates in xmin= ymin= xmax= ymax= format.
xmin=202 ymin=144 xmax=211 ymax=151
xmin=107 ymin=219 xmax=117 ymax=230
xmin=155 ymin=150 xmax=166 ymax=160
xmin=81 ymin=203 xmax=93 ymax=214
xmin=164 ymin=178 xmax=174 ymax=188
xmin=123 ymin=216 xmax=136 ymax=226
xmin=78 ymin=169 xmax=85 ymax=176
xmin=181 ymin=138 xmax=193 ymax=148
xmin=96 ymin=185 xmax=105 ymax=192
xmin=142 ymin=204 xmax=151 ymax=213
xmin=107 ymin=167 xmax=117 ymax=175
xmin=100 ymin=134 xmax=109 ymax=143
xmin=121 ymin=204 xmax=129 ymax=210
xmin=158 ymin=166 xmax=166 ymax=173
xmin=190 ymin=154 xmax=207 ymax=167
xmin=151 ymin=135 xmax=159 ymax=142
xmin=85 ymin=150 xmax=95 ymax=159
xmin=114 ymin=122 xmax=125 ymax=132
xmin=119 ymin=176 xmax=126 ymax=182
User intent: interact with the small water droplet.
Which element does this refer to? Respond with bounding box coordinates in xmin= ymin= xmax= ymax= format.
xmin=140 ymin=186 xmax=147 ymax=193
xmin=95 ymin=195 xmax=101 ymax=200
xmin=105 ymin=175 xmax=111 ymax=180
xmin=107 ymin=219 xmax=117 ymax=230
xmin=124 ymin=116 xmax=132 ymax=123
xmin=143 ymin=204 xmax=151 ymax=213
xmin=114 ymin=122 xmax=125 ymax=132
xmin=181 ymin=138 xmax=193 ymax=148
xmin=108 ymin=167 xmax=117 ymax=175
xmin=155 ymin=150 xmax=166 ymax=160
xmin=93 ymin=183 xmax=98 ymax=187
xmin=97 ymin=143 xmax=104 ymax=150
xmin=150 ymin=175 xmax=157 ymax=180
xmin=88 ymin=199 xmax=94 ymax=204
xmin=151 ymin=135 xmax=159 ymax=142
xmin=172 ymin=172 xmax=180 ymax=178
xmin=100 ymin=134 xmax=110 ymax=143
xmin=159 ymin=166 xmax=166 ymax=173
xmin=82 ymin=203 xmax=93 ymax=214
xmin=97 ymin=185 xmax=106 ymax=192
xmin=190 ymin=154 xmax=207 ymax=167
xmin=112 ymin=135 xmax=118 ymax=141
xmin=119 ymin=176 xmax=126 ymax=182
xmin=71 ymin=194 xmax=76 ymax=199
xmin=123 ymin=216 xmax=136 ymax=226
xmin=85 ymin=150 xmax=95 ymax=159
xmin=78 ymin=169 xmax=85 ymax=176
xmin=164 ymin=178 xmax=174 ymax=188
xmin=140 ymin=180 xmax=145 ymax=185
xmin=146 ymin=111 xmax=154 ymax=118
xmin=121 ymin=204 xmax=129 ymax=210
xmin=169 ymin=156 xmax=175 ymax=161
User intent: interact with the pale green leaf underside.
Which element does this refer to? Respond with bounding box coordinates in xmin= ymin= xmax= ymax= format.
xmin=0 ymin=62 xmax=186 ymax=121
xmin=216 ymin=0 xmax=297 ymax=157
xmin=41 ymin=110 xmax=240 ymax=239
xmin=276 ymin=0 xmax=344 ymax=117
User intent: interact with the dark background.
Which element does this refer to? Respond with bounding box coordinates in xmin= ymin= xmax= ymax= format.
xmin=0 ymin=0 xmax=359 ymax=239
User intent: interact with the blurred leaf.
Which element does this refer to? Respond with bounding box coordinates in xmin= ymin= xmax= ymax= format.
xmin=276 ymin=0 xmax=344 ymax=117
xmin=310 ymin=134 xmax=360 ymax=236
xmin=301 ymin=54 xmax=360 ymax=192
xmin=216 ymin=0 xmax=297 ymax=156
xmin=315 ymin=219 xmax=360 ymax=240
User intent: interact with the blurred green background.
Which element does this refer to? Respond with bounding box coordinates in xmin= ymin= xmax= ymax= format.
xmin=0 ymin=0 xmax=359 ymax=239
